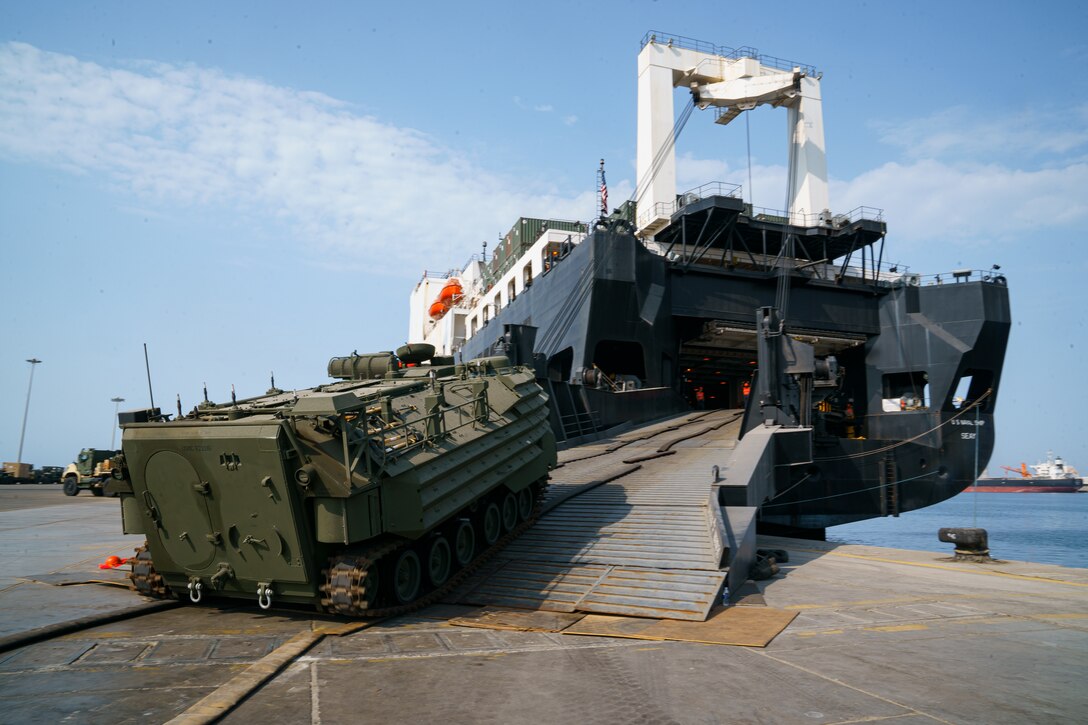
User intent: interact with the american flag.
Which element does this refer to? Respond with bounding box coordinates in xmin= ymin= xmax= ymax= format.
xmin=599 ymin=168 xmax=608 ymax=216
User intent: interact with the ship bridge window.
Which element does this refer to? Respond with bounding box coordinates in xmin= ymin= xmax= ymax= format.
xmin=523 ymin=262 xmax=533 ymax=287
xmin=470 ymin=316 xmax=478 ymax=337
xmin=947 ymin=369 xmax=994 ymax=412
xmin=483 ymin=305 xmax=489 ymax=323
xmin=881 ymin=372 xmax=929 ymax=412
xmin=593 ymin=340 xmax=647 ymax=384
xmin=507 ymin=279 xmax=517 ymax=302
xmin=494 ymin=293 xmax=501 ymax=312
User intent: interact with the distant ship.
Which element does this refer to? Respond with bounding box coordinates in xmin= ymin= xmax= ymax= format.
xmin=973 ymin=452 xmax=1082 ymax=492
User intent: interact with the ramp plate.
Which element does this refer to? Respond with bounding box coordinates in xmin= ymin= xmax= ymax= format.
xmin=453 ymin=411 xmax=745 ymax=621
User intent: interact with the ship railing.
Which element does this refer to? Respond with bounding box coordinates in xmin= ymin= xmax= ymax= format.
xmin=678 ymin=181 xmax=744 ymax=208
xmin=669 ymin=245 xmax=908 ymax=286
xmin=559 ymin=409 xmax=602 ymax=439
xmin=881 ymin=268 xmax=1008 ymax=288
xmin=794 ymin=264 xmax=1007 ymax=289
xmin=638 ymin=181 xmax=744 ymax=228
xmin=642 ymin=185 xmax=884 ymax=230
xmin=417 ymin=269 xmax=461 ymax=283
xmin=746 ymin=204 xmax=885 ymax=228
xmin=640 ymin=31 xmax=818 ymax=76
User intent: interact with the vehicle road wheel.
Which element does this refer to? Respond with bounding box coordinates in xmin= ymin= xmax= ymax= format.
xmin=392 ymin=549 xmax=421 ymax=604
xmin=500 ymin=492 xmax=518 ymax=532
xmin=453 ymin=520 xmax=475 ymax=567
xmin=481 ymin=502 xmax=502 ymax=546
xmin=427 ymin=536 xmax=452 ymax=587
xmin=63 ymin=478 xmax=79 ymax=496
xmin=517 ymin=487 xmax=534 ymax=522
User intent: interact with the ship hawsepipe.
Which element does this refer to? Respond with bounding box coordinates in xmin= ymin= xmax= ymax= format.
xmin=457 ymin=194 xmax=1011 ymax=537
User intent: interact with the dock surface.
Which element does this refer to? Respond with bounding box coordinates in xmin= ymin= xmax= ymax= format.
xmin=1 ymin=479 xmax=1086 ymax=723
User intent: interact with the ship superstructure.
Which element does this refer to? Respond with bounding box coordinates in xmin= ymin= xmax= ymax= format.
xmin=408 ymin=32 xmax=1012 ymax=536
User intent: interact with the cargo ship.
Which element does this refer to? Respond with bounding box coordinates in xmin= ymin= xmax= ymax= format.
xmin=973 ymin=452 xmax=1083 ymax=492
xmin=407 ymin=32 xmax=1012 ymax=537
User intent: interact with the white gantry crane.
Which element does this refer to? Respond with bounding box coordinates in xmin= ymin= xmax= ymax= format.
xmin=636 ymin=34 xmax=829 ymax=238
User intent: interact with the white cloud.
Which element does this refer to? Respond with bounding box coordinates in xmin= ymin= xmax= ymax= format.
xmin=873 ymin=105 xmax=1088 ymax=162
xmin=0 ymin=43 xmax=594 ymax=273
xmin=4 ymin=42 xmax=1085 ymax=271
xmin=843 ymin=105 xmax=1088 ymax=249
xmin=834 ymin=159 xmax=1088 ymax=249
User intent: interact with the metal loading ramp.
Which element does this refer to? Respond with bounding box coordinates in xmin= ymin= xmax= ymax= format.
xmin=451 ymin=410 xmax=749 ymax=621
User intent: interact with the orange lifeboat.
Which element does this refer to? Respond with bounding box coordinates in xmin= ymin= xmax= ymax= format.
xmin=439 ymin=279 xmax=463 ymax=304
xmin=429 ymin=300 xmax=449 ymax=320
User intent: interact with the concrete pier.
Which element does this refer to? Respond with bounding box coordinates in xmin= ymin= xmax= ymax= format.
xmin=0 ymin=485 xmax=1085 ymax=723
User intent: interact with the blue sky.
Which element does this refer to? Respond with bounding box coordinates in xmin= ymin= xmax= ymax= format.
xmin=2 ymin=1 xmax=1086 ymax=474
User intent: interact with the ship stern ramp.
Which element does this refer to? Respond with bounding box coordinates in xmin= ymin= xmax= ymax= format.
xmin=451 ymin=410 xmax=764 ymax=621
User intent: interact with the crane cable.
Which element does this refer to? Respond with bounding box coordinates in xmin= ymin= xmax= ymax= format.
xmin=630 ymin=96 xmax=697 ymax=205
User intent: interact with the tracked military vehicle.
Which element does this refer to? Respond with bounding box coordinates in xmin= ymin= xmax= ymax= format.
xmin=110 ymin=345 xmax=556 ymax=615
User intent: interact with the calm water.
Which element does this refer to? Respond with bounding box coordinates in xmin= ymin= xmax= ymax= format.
xmin=827 ymin=490 xmax=1088 ymax=569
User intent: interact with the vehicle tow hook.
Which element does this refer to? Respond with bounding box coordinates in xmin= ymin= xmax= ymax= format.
xmin=257 ymin=582 xmax=274 ymax=610
xmin=187 ymin=577 xmax=203 ymax=603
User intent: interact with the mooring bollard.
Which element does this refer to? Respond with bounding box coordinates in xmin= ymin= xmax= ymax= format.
xmin=938 ymin=527 xmax=992 ymax=562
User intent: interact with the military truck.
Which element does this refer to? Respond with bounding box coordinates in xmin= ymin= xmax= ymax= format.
xmin=2 ymin=462 xmax=34 ymax=484
xmin=35 ymin=465 xmax=64 ymax=484
xmin=110 ymin=345 xmax=556 ymax=615
xmin=2 ymin=463 xmax=64 ymax=484
xmin=62 ymin=448 xmax=121 ymax=496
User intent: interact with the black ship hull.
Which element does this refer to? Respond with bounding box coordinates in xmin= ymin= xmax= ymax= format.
xmin=460 ymin=198 xmax=1011 ymax=534
xmin=970 ymin=478 xmax=1082 ymax=493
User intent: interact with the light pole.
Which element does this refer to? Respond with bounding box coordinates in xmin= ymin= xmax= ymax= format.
xmin=16 ymin=358 xmax=42 ymax=466
xmin=110 ymin=397 xmax=125 ymax=449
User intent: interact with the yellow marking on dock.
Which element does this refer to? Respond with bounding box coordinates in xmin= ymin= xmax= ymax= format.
xmin=795 ymin=629 xmax=844 ymax=637
xmin=863 ymin=624 xmax=929 ymax=633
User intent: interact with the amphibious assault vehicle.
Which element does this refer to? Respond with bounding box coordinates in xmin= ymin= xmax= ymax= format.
xmin=109 ymin=345 xmax=556 ymax=615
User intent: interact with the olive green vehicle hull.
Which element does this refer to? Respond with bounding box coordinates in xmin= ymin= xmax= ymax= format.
xmin=113 ymin=359 xmax=556 ymax=609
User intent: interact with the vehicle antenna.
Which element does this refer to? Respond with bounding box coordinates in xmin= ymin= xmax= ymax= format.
xmin=176 ymin=395 xmax=182 ymax=419
xmin=231 ymin=384 xmax=237 ymax=406
xmin=143 ymin=343 xmax=156 ymax=413
xmin=270 ymin=371 xmax=276 ymax=389
xmin=203 ymin=382 xmax=209 ymax=404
